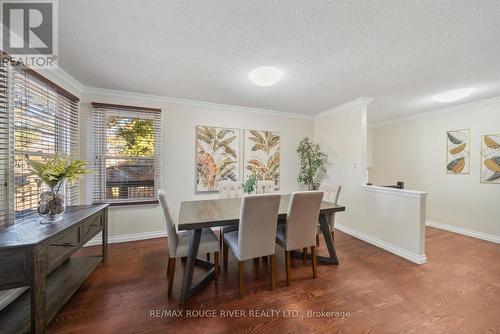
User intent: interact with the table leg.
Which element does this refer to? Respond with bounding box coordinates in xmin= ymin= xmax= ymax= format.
xmin=102 ymin=208 xmax=108 ymax=263
xmin=31 ymin=244 xmax=47 ymax=334
xmin=319 ymin=213 xmax=339 ymax=264
xmin=179 ymin=229 xmax=202 ymax=303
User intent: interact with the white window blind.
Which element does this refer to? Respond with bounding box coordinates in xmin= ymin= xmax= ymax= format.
xmin=0 ymin=58 xmax=12 ymax=228
xmin=91 ymin=103 xmax=162 ymax=205
xmin=10 ymin=64 xmax=80 ymax=222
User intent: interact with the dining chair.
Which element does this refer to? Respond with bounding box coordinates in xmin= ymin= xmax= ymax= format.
xmin=223 ymin=193 xmax=281 ymax=297
xmin=158 ymin=190 xmax=220 ymax=297
xmin=219 ymin=180 xmax=244 ymax=198
xmin=256 ymin=180 xmax=275 ymax=194
xmin=218 ymin=180 xmax=242 ymax=249
xmin=275 ymin=191 xmax=323 ymax=286
xmin=316 ymin=183 xmax=342 ymax=246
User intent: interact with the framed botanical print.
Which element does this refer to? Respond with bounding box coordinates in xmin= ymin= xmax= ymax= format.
xmin=195 ymin=126 xmax=240 ymax=192
xmin=243 ymin=129 xmax=280 ymax=189
xmin=480 ymin=134 xmax=500 ymax=184
xmin=446 ymin=129 xmax=470 ymax=174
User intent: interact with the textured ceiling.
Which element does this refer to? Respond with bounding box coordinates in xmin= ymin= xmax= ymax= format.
xmin=59 ymin=0 xmax=500 ymax=122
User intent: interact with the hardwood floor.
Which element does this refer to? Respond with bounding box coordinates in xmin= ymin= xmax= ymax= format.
xmin=48 ymin=228 xmax=500 ymax=334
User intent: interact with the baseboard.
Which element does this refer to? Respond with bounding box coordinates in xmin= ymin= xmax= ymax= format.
xmin=85 ymin=230 xmax=167 ymax=247
xmin=426 ymin=220 xmax=500 ymax=244
xmin=335 ymin=224 xmax=427 ymax=264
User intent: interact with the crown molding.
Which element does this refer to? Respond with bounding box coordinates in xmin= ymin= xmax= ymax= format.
xmin=81 ymin=86 xmax=313 ymax=120
xmin=314 ymin=97 xmax=375 ymax=120
xmin=36 ymin=67 xmax=84 ymax=97
xmin=369 ymin=96 xmax=500 ymax=128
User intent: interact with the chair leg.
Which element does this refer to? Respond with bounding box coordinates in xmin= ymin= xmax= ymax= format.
xmin=167 ymin=258 xmax=176 ymax=296
xmin=223 ymin=242 xmax=229 ymax=272
xmin=316 ymin=234 xmax=320 ymax=246
xmin=311 ymin=246 xmax=317 ymax=278
xmin=285 ymin=250 xmax=291 ymax=286
xmin=270 ymin=254 xmax=276 ymax=290
xmin=331 ymin=231 xmax=335 ymax=242
xmin=214 ymin=251 xmax=219 ymax=286
xmin=239 ymin=261 xmax=245 ymax=297
xmin=303 ymin=247 xmax=307 ymax=264
xmin=166 ymin=257 xmax=170 ymax=277
xmin=207 ymin=253 xmax=210 ymax=261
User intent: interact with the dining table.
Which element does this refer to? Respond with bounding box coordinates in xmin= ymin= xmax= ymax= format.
xmin=177 ymin=194 xmax=346 ymax=303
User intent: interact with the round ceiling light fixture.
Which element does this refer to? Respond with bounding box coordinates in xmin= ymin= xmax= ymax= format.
xmin=249 ymin=66 xmax=283 ymax=87
xmin=433 ymin=88 xmax=473 ymax=103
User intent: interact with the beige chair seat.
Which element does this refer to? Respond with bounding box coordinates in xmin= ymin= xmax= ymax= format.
xmin=176 ymin=229 xmax=220 ymax=258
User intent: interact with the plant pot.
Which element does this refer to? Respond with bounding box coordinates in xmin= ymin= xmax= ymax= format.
xmin=38 ymin=182 xmax=66 ymax=224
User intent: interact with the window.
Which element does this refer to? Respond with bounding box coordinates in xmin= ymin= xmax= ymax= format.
xmin=0 ymin=56 xmax=80 ymax=227
xmin=91 ymin=103 xmax=162 ymax=205
xmin=11 ymin=65 xmax=80 ymax=222
xmin=0 ymin=58 xmax=10 ymax=228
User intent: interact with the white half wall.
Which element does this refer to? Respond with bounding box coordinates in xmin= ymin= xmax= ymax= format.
xmin=314 ymin=99 xmax=427 ymax=263
xmin=79 ymin=88 xmax=314 ymax=238
xmin=369 ymin=97 xmax=500 ymax=239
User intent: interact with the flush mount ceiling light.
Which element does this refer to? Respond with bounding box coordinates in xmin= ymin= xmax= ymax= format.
xmin=249 ymin=66 xmax=283 ymax=87
xmin=433 ymin=88 xmax=473 ymax=103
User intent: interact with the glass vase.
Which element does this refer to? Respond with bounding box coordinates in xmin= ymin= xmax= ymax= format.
xmin=38 ymin=181 xmax=66 ymax=223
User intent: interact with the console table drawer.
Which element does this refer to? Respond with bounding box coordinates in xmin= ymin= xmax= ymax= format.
xmin=47 ymin=226 xmax=82 ymax=272
xmin=0 ymin=248 xmax=30 ymax=288
xmin=83 ymin=213 xmax=103 ymax=242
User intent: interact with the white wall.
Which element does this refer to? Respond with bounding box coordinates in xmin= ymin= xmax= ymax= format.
xmin=314 ymin=99 xmax=427 ymax=263
xmin=369 ymin=98 xmax=500 ymax=240
xmin=79 ymin=89 xmax=313 ymax=238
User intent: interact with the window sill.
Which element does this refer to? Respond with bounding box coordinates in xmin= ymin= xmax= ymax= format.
xmin=101 ymin=200 xmax=159 ymax=207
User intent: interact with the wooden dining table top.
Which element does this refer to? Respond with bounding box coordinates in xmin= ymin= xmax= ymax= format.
xmin=178 ymin=194 xmax=346 ymax=231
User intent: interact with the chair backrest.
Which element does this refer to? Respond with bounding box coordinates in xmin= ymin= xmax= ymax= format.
xmin=237 ymin=193 xmax=281 ymax=260
xmin=256 ymin=180 xmax=275 ymax=194
xmin=319 ymin=183 xmax=342 ymax=204
xmin=285 ymin=191 xmax=323 ymax=250
xmin=158 ymin=190 xmax=178 ymax=257
xmin=218 ymin=180 xmax=243 ymax=199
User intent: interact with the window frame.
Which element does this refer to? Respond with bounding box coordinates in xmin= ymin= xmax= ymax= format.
xmin=91 ymin=102 xmax=162 ymax=206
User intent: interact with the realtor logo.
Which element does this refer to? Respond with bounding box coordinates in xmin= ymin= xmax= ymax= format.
xmin=0 ymin=0 xmax=58 ymax=68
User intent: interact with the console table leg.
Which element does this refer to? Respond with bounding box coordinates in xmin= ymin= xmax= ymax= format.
xmin=31 ymin=244 xmax=47 ymax=334
xmin=102 ymin=208 xmax=108 ymax=263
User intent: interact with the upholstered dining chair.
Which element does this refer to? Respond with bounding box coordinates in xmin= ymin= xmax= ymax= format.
xmin=158 ymin=190 xmax=220 ymax=297
xmin=316 ymin=183 xmax=342 ymax=246
xmin=275 ymin=191 xmax=323 ymax=286
xmin=218 ymin=180 xmax=242 ymax=249
xmin=219 ymin=180 xmax=244 ymax=199
xmin=223 ymin=193 xmax=281 ymax=297
xmin=256 ymin=180 xmax=275 ymax=194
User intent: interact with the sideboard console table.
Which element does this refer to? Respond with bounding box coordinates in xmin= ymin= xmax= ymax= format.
xmin=0 ymin=204 xmax=109 ymax=334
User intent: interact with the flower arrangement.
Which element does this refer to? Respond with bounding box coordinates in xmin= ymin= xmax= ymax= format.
xmin=28 ymin=155 xmax=90 ymax=222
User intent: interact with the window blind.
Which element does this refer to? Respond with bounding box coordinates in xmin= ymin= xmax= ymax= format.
xmin=0 ymin=58 xmax=12 ymax=228
xmin=10 ymin=64 xmax=80 ymax=222
xmin=91 ymin=103 xmax=162 ymax=205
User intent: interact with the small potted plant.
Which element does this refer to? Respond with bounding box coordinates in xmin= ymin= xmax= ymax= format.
xmin=241 ymin=175 xmax=257 ymax=194
xmin=28 ymin=154 xmax=90 ymax=223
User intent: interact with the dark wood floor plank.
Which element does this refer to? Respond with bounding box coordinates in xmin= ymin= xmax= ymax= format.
xmin=47 ymin=227 xmax=500 ymax=333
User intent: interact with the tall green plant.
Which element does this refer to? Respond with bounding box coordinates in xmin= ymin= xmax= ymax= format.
xmin=296 ymin=137 xmax=327 ymax=190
